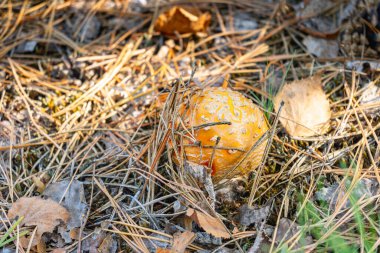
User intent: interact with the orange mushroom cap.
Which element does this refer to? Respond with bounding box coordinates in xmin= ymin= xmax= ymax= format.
xmin=175 ymin=87 xmax=269 ymax=181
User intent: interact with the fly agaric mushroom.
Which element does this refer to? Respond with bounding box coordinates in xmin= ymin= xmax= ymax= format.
xmin=175 ymin=87 xmax=269 ymax=181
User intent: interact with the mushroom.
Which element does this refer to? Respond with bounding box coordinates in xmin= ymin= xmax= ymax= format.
xmin=174 ymin=87 xmax=269 ymax=181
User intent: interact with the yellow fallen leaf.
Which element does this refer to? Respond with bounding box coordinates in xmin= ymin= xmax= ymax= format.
xmin=8 ymin=197 xmax=70 ymax=247
xmin=274 ymin=76 xmax=331 ymax=137
xmin=154 ymin=6 xmax=211 ymax=35
xmin=186 ymin=208 xmax=230 ymax=238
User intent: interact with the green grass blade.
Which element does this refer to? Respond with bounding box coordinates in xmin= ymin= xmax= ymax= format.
xmin=0 ymin=230 xmax=29 ymax=247
xmin=0 ymin=216 xmax=25 ymax=246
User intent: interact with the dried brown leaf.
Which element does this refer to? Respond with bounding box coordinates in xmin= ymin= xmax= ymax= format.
xmin=154 ymin=6 xmax=211 ymax=35
xmin=186 ymin=208 xmax=230 ymax=239
xmin=8 ymin=197 xmax=70 ymax=247
xmin=274 ymin=76 xmax=331 ymax=137
xmin=155 ymin=231 xmax=194 ymax=253
xmin=172 ymin=231 xmax=195 ymax=253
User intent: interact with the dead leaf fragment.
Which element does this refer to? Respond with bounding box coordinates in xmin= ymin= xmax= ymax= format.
xmin=82 ymin=231 xmax=117 ymax=253
xmin=274 ymin=76 xmax=331 ymax=137
xmin=43 ymin=180 xmax=87 ymax=230
xmin=186 ymin=208 xmax=230 ymax=239
xmin=303 ymin=36 xmax=339 ymax=58
xmin=154 ymin=6 xmax=211 ymax=35
xmin=215 ymin=177 xmax=245 ymax=206
xmin=297 ymin=0 xmax=337 ymax=34
xmin=238 ymin=204 xmax=271 ymax=226
xmin=194 ymin=232 xmax=222 ymax=246
xmin=44 ymin=180 xmax=87 ymax=244
xmin=315 ymin=178 xmax=378 ymax=212
xmin=155 ymin=231 xmax=195 ymax=253
xmin=97 ymin=234 xmax=118 ymax=253
xmin=172 ymin=231 xmax=195 ymax=253
xmin=8 ymin=197 xmax=70 ymax=247
xmin=360 ymin=83 xmax=380 ymax=117
xmin=346 ymin=60 xmax=380 ymax=73
xmin=232 ymin=12 xmax=258 ymax=31
xmin=274 ymin=218 xmax=313 ymax=250
xmin=184 ymin=162 xmax=215 ymax=208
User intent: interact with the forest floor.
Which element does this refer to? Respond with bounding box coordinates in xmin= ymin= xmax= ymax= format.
xmin=0 ymin=0 xmax=380 ymax=252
